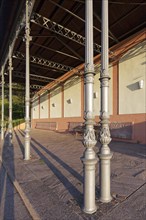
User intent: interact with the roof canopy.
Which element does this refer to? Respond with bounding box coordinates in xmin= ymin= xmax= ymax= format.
xmin=0 ymin=0 xmax=145 ymax=95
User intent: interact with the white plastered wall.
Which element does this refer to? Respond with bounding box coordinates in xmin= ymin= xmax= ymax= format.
xmin=40 ymin=93 xmax=49 ymax=119
xmin=94 ymin=66 xmax=113 ymax=116
xmin=50 ymin=87 xmax=62 ymax=118
xmin=119 ymin=41 xmax=146 ymax=114
xmin=64 ymin=76 xmax=81 ymax=117
xmin=31 ymin=97 xmax=39 ymax=119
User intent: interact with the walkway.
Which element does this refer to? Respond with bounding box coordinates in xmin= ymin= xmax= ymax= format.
xmin=0 ymin=129 xmax=146 ymax=220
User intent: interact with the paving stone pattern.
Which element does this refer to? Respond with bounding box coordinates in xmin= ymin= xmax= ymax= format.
xmin=0 ymin=129 xmax=145 ymax=220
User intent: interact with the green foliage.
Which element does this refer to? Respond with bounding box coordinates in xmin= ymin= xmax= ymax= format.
xmin=0 ymin=83 xmax=25 ymax=122
xmin=12 ymin=118 xmax=25 ymax=127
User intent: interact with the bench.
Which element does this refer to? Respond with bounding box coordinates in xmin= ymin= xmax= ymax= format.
xmin=68 ymin=122 xmax=84 ymax=137
xmin=68 ymin=122 xmax=100 ymax=137
xmin=35 ymin=122 xmax=57 ymax=131
xmin=110 ymin=122 xmax=133 ymax=140
xmin=68 ymin=121 xmax=133 ymax=140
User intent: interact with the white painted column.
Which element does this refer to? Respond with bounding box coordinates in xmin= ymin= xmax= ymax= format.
xmin=1 ymin=66 xmax=4 ymax=141
xmin=8 ymin=45 xmax=13 ymax=145
xmin=24 ymin=0 xmax=32 ymax=160
xmin=98 ymin=0 xmax=113 ymax=203
xmin=81 ymin=0 xmax=97 ymax=214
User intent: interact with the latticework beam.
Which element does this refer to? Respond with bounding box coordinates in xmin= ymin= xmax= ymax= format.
xmin=31 ymin=13 xmax=101 ymax=53
xmin=12 ymin=71 xmax=50 ymax=83
xmin=13 ymin=51 xmax=73 ymax=72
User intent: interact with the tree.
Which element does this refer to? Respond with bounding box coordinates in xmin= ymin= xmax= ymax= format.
xmin=0 ymin=83 xmax=25 ymax=123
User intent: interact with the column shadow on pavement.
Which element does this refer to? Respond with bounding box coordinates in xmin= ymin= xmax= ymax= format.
xmin=17 ymin=129 xmax=83 ymax=207
xmin=14 ymin=130 xmax=24 ymax=158
xmin=18 ymin=129 xmax=101 ymax=199
xmin=0 ymin=134 xmax=15 ymax=220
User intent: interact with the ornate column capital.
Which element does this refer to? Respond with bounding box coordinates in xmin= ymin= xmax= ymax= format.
xmin=8 ymin=66 xmax=13 ymax=71
xmin=99 ymin=126 xmax=111 ymax=146
xmin=83 ymin=128 xmax=97 ymax=148
xmin=84 ymin=63 xmax=94 ymax=73
xmin=24 ymin=34 xmax=32 ymax=42
xmin=100 ymin=69 xmax=110 ymax=79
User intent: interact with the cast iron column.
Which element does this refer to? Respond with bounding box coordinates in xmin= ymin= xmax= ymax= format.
xmin=8 ymin=45 xmax=13 ymax=145
xmin=24 ymin=0 xmax=32 ymax=160
xmin=98 ymin=0 xmax=112 ymax=203
xmin=1 ymin=66 xmax=4 ymax=141
xmin=81 ymin=0 xmax=97 ymax=214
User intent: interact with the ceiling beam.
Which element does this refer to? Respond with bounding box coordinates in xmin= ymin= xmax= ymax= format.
xmin=31 ymin=42 xmax=82 ymax=60
xmin=110 ymin=5 xmax=142 ymax=29
xmin=25 ymin=35 xmax=84 ymax=62
xmin=30 ymin=73 xmax=58 ymax=81
xmin=93 ymin=11 xmax=119 ymax=43
xmin=12 ymin=71 xmax=50 ymax=83
xmin=30 ymin=84 xmax=43 ymax=89
xmin=0 ymin=0 xmax=35 ymax=69
xmin=118 ymin=21 xmax=146 ymax=40
xmin=55 ymin=36 xmax=84 ymax=61
xmin=73 ymin=0 xmax=84 ymax=3
xmin=30 ymin=62 xmax=65 ymax=73
xmin=31 ymin=12 xmax=101 ymax=53
xmin=12 ymin=70 xmax=62 ymax=83
xmin=48 ymin=0 xmax=117 ymax=42
xmin=13 ymin=51 xmax=73 ymax=72
xmin=48 ymin=0 xmax=101 ymax=33
xmin=1 ymin=83 xmax=43 ymax=90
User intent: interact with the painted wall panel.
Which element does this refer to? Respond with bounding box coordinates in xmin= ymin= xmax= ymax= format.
xmin=31 ymin=97 xmax=39 ymax=119
xmin=119 ymin=41 xmax=146 ymax=114
xmin=94 ymin=66 xmax=113 ymax=116
xmin=64 ymin=76 xmax=81 ymax=117
xmin=50 ymin=87 xmax=62 ymax=118
xmin=40 ymin=93 xmax=49 ymax=119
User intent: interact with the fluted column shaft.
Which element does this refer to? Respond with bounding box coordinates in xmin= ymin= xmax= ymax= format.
xmin=24 ymin=0 xmax=32 ymax=160
xmin=98 ymin=0 xmax=112 ymax=203
xmin=1 ymin=66 xmax=5 ymax=141
xmin=81 ymin=0 xmax=97 ymax=214
xmin=8 ymin=46 xmax=13 ymax=145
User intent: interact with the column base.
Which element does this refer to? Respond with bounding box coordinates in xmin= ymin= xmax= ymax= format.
xmin=82 ymin=205 xmax=97 ymax=214
xmin=81 ymin=157 xmax=97 ymax=214
xmin=1 ymin=128 xmax=4 ymax=141
xmin=24 ymin=151 xmax=30 ymax=160
xmin=98 ymin=152 xmax=113 ymax=203
xmin=24 ymin=151 xmax=30 ymax=161
xmin=24 ymin=158 xmax=30 ymax=161
xmin=1 ymin=135 xmax=4 ymax=141
xmin=98 ymin=153 xmax=113 ymax=160
xmin=24 ymin=138 xmax=30 ymax=160
xmin=100 ymin=196 xmax=112 ymax=203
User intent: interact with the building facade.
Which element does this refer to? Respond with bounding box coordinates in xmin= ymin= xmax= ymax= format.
xmin=31 ymin=29 xmax=146 ymax=144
